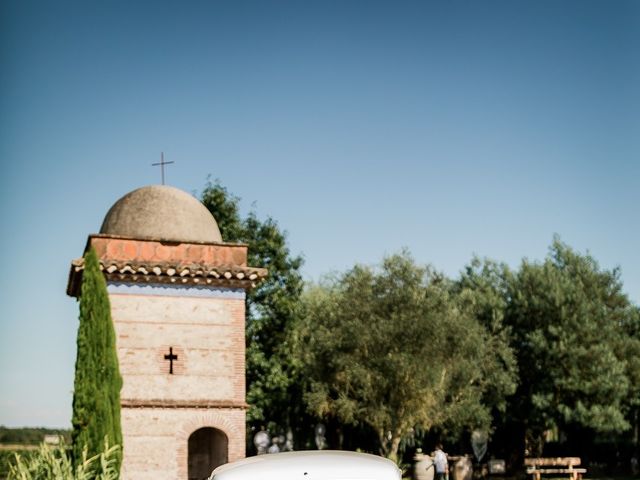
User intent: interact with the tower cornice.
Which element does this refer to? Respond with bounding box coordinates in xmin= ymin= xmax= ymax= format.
xmin=66 ymin=235 xmax=267 ymax=297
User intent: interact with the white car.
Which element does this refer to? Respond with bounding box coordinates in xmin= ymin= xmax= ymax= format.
xmin=208 ymin=450 xmax=402 ymax=480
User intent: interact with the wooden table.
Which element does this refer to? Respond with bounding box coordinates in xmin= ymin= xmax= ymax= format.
xmin=525 ymin=457 xmax=586 ymax=480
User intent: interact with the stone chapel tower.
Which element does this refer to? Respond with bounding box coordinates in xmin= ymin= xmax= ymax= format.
xmin=67 ymin=185 xmax=267 ymax=480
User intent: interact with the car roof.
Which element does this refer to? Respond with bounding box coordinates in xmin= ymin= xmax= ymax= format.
xmin=210 ymin=450 xmax=401 ymax=480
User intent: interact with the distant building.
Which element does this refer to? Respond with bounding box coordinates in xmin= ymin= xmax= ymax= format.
xmin=67 ymin=185 xmax=267 ymax=479
xmin=43 ymin=434 xmax=61 ymax=445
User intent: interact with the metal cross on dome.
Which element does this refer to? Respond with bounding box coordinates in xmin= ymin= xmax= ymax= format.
xmin=152 ymin=152 xmax=174 ymax=185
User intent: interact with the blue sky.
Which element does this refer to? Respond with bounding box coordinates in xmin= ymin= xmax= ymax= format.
xmin=1 ymin=0 xmax=638 ymax=428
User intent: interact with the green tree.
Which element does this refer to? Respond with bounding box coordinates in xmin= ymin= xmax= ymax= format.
xmin=200 ymin=180 xmax=305 ymax=437
xmin=71 ymin=248 xmax=122 ymax=471
xmin=503 ymin=237 xmax=636 ymax=456
xmin=614 ymin=305 xmax=640 ymax=460
xmin=455 ymin=257 xmax=519 ymax=419
xmin=295 ymin=252 xmax=516 ymax=462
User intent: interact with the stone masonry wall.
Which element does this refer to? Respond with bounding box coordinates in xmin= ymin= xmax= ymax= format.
xmin=109 ymin=292 xmax=245 ymax=402
xmin=120 ymin=407 xmax=245 ymax=480
xmin=109 ymin=288 xmax=246 ymax=479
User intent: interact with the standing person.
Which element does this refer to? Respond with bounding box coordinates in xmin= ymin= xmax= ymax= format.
xmin=433 ymin=443 xmax=449 ymax=480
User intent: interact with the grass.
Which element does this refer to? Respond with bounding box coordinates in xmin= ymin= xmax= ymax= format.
xmin=0 ymin=447 xmax=37 ymax=479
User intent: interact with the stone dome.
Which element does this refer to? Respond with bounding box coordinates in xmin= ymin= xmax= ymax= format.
xmin=99 ymin=185 xmax=223 ymax=243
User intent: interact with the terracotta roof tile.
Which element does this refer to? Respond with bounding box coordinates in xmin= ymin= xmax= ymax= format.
xmin=66 ymin=258 xmax=267 ymax=297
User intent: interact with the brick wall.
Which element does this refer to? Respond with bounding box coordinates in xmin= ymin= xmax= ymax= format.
xmin=109 ymin=289 xmax=246 ymax=479
xmin=110 ymin=294 xmax=245 ymax=402
xmin=120 ymin=407 xmax=245 ymax=480
xmin=90 ymin=235 xmax=248 ymax=266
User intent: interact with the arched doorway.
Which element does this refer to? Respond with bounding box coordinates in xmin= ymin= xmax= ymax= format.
xmin=188 ymin=427 xmax=229 ymax=480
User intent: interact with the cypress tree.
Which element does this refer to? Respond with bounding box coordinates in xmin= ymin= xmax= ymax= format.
xmin=71 ymin=247 xmax=122 ymax=472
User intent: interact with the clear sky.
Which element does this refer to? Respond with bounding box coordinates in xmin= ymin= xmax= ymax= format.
xmin=1 ymin=0 xmax=638 ymax=428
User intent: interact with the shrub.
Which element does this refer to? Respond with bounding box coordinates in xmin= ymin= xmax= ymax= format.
xmin=7 ymin=439 xmax=119 ymax=480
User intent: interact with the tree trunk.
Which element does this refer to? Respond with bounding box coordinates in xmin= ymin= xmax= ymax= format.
xmin=378 ymin=430 xmax=388 ymax=458
xmin=502 ymin=419 xmax=526 ymax=473
xmin=388 ymin=435 xmax=402 ymax=464
xmin=525 ymin=428 xmax=545 ymax=458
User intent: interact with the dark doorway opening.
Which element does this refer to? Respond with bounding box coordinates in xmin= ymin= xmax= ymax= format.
xmin=188 ymin=427 xmax=228 ymax=480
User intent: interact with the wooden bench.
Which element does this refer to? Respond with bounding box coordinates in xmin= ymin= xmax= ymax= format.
xmin=525 ymin=457 xmax=587 ymax=480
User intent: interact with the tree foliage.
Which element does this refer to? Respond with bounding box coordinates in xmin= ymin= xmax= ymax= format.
xmin=294 ymin=252 xmax=517 ymax=461
xmin=454 ymin=258 xmax=519 ymax=417
xmin=200 ymin=180 xmax=305 ymax=433
xmin=197 ymin=180 xmax=639 ymax=463
xmin=508 ymin=239 xmax=634 ymax=444
xmin=71 ymin=248 xmax=122 ymax=471
xmin=461 ymin=238 xmax=640 ymax=458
